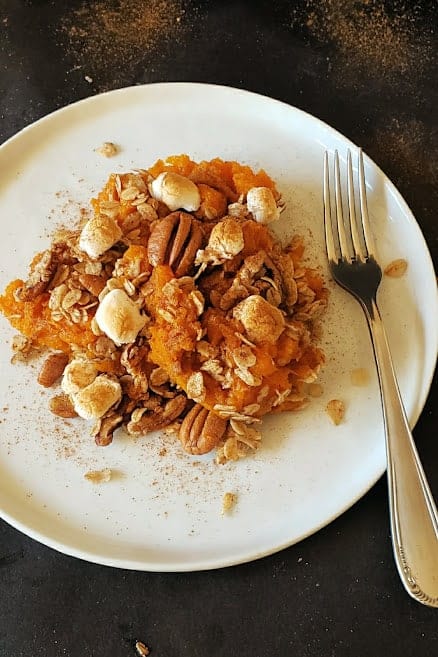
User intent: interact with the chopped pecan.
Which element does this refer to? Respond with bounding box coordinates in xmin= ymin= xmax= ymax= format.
xmin=126 ymin=394 xmax=187 ymax=435
xmin=17 ymin=243 xmax=76 ymax=301
xmin=267 ymin=248 xmax=297 ymax=311
xmin=147 ymin=212 xmax=203 ymax=277
xmin=49 ymin=394 xmax=78 ymax=418
xmin=16 ymin=251 xmax=57 ymax=301
xmin=219 ymin=251 xmax=266 ymax=311
xmin=120 ymin=342 xmax=149 ymax=397
xmin=179 ymin=404 xmax=228 ymax=455
xmin=148 ymin=366 xmax=176 ymax=398
xmin=93 ymin=412 xmax=124 ymax=446
xmin=78 ymin=273 xmax=107 ymax=297
xmin=37 ymin=352 xmax=69 ymax=387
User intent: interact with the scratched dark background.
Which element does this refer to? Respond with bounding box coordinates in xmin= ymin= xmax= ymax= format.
xmin=0 ymin=1 xmax=437 ymax=656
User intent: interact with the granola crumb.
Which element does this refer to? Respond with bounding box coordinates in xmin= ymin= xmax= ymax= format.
xmin=222 ymin=491 xmax=237 ymax=514
xmin=84 ymin=468 xmax=112 ymax=483
xmin=350 ymin=368 xmax=370 ymax=387
xmin=135 ymin=641 xmax=150 ymax=656
xmin=384 ymin=258 xmax=408 ymax=277
xmin=10 ymin=334 xmax=37 ymax=363
xmin=95 ymin=141 xmax=120 ymax=158
xmin=326 ymin=399 xmax=345 ymax=425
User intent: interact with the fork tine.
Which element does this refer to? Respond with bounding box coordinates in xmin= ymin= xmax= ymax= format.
xmin=334 ymin=150 xmax=351 ymax=261
xmin=323 ymin=151 xmax=337 ymax=263
xmin=358 ymin=148 xmax=375 ymax=258
xmin=347 ymin=150 xmax=365 ymax=261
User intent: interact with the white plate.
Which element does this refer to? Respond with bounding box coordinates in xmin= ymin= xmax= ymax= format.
xmin=0 ymin=83 xmax=436 ymax=571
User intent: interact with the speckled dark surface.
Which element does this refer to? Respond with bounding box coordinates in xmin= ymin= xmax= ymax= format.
xmin=0 ymin=1 xmax=437 ymax=656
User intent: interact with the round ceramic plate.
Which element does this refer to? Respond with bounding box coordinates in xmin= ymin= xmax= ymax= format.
xmin=0 ymin=84 xmax=436 ymax=571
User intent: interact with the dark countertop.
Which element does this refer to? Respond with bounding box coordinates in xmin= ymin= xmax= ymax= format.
xmin=0 ymin=1 xmax=437 ymax=655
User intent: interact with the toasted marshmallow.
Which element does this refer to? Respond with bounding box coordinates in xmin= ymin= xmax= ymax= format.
xmin=62 ymin=360 xmax=98 ymax=395
xmin=207 ymin=218 xmax=244 ymax=259
xmin=95 ymin=288 xmax=146 ymax=345
xmin=195 ymin=217 xmax=244 ymax=266
xmin=246 ymin=187 xmax=280 ymax=225
xmin=79 ymin=214 xmax=122 ymax=259
xmin=233 ymin=294 xmax=285 ymax=344
xmin=72 ymin=375 xmax=122 ymax=420
xmin=150 ymin=172 xmax=201 ymax=212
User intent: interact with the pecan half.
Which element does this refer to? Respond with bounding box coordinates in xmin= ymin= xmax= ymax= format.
xmin=37 ymin=352 xmax=69 ymax=387
xmin=147 ymin=212 xmax=203 ymax=277
xmin=179 ymin=404 xmax=228 ymax=455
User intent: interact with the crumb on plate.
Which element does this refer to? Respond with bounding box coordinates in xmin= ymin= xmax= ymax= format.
xmin=326 ymin=399 xmax=345 ymax=425
xmin=84 ymin=468 xmax=112 ymax=483
xmin=95 ymin=141 xmax=120 ymax=157
xmin=222 ymin=491 xmax=237 ymax=514
xmin=384 ymin=258 xmax=408 ymax=277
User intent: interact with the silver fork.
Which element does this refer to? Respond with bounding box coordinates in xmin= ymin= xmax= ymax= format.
xmin=324 ymin=149 xmax=438 ymax=607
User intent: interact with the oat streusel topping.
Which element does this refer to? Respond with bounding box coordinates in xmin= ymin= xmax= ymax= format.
xmin=0 ymin=154 xmax=327 ymax=461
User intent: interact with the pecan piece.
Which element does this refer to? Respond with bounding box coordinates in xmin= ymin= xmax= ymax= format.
xmin=78 ymin=273 xmax=106 ymax=297
xmin=37 ymin=352 xmax=69 ymax=387
xmin=93 ymin=412 xmax=124 ymax=446
xmin=127 ymin=394 xmax=187 ymax=435
xmin=16 ymin=250 xmax=57 ymax=301
xmin=179 ymin=404 xmax=228 ymax=455
xmin=49 ymin=394 xmax=78 ymax=418
xmin=17 ymin=243 xmax=76 ymax=301
xmin=147 ymin=212 xmax=204 ymax=277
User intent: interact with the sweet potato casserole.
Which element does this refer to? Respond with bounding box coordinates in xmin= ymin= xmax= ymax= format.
xmin=0 ymin=155 xmax=327 ymax=462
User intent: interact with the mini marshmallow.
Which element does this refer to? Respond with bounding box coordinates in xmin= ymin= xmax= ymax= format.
xmin=150 ymin=172 xmax=201 ymax=212
xmin=95 ymin=288 xmax=146 ymax=345
xmin=207 ymin=218 xmax=244 ymax=259
xmin=62 ymin=360 xmax=98 ymax=395
xmin=232 ymin=294 xmax=285 ymax=345
xmin=79 ymin=214 xmax=122 ymax=259
xmin=72 ymin=375 xmax=122 ymax=420
xmin=246 ymin=187 xmax=281 ymax=225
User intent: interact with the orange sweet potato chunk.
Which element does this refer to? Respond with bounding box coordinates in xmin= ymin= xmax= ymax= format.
xmin=0 ymin=280 xmax=96 ymax=353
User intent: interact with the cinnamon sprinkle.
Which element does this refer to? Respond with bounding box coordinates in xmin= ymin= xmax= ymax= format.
xmin=290 ymin=0 xmax=434 ymax=81
xmin=60 ymin=0 xmax=186 ymax=84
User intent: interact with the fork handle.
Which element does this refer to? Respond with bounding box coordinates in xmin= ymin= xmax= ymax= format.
xmin=363 ymin=297 xmax=438 ymax=607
